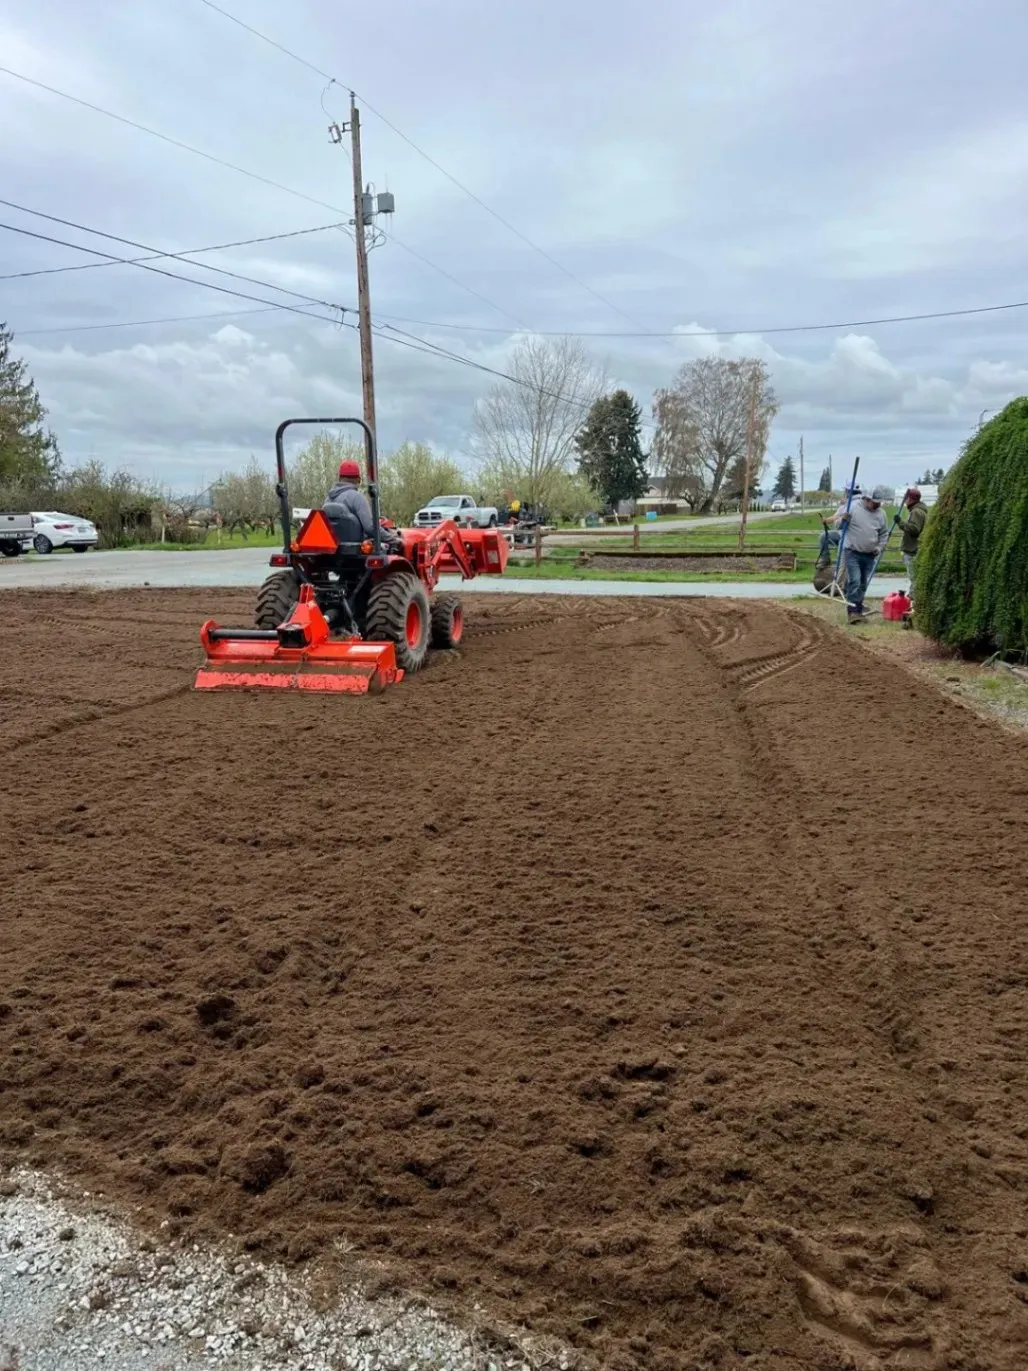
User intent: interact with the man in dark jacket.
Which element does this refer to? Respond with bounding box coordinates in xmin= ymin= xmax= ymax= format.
xmin=896 ymin=486 xmax=928 ymax=598
xmin=323 ymin=459 xmax=377 ymax=541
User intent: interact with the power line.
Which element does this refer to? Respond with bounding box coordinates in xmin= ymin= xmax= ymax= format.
xmin=194 ymin=0 xmax=645 ymax=329
xmin=0 ymin=221 xmax=344 ymax=324
xmin=17 ymin=306 xmax=282 ymax=337
xmin=197 ymin=0 xmax=335 ymax=80
xmin=0 ymin=198 xmax=347 ymax=314
xmin=16 ymin=282 xmax=1028 ymax=347
xmin=0 ymin=220 xmax=345 ymax=281
xmin=377 ymin=298 xmax=1028 ymax=338
xmin=0 ymin=208 xmax=596 ymax=413
xmin=1 ymin=224 xmax=622 ymax=422
xmin=0 ymin=63 xmax=528 ymax=329
xmin=370 ymin=321 xmax=662 ymax=432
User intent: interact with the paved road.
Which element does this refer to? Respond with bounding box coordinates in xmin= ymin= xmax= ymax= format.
xmin=0 ymin=547 xmax=904 ymax=599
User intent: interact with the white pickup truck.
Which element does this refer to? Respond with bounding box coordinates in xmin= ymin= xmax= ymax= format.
xmin=413 ymin=495 xmax=499 ymax=530
xmin=0 ymin=512 xmax=34 ymax=558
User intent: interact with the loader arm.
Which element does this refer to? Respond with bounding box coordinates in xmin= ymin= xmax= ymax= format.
xmin=401 ymin=519 xmax=508 ymax=580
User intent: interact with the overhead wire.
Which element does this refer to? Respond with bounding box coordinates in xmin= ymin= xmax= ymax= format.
xmin=18 ymin=306 xmax=283 ymax=337
xmin=0 ymin=63 xmax=528 ymax=330
xmin=194 ymin=0 xmax=645 ymax=329
xmin=5 ymin=66 xmax=1022 ymax=342
xmin=0 ymin=214 xmax=628 ymax=422
xmin=0 ymin=200 xmax=348 ymax=316
xmin=0 ymin=221 xmax=344 ymax=324
xmin=0 ymin=220 xmax=345 ymax=281
xmin=377 ymin=297 xmax=1028 ymax=338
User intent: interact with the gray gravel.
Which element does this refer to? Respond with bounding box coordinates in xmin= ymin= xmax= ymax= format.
xmin=0 ymin=1170 xmax=576 ymax=1371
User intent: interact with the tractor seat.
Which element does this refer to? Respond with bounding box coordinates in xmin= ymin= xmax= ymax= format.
xmin=321 ymin=500 xmax=366 ymax=546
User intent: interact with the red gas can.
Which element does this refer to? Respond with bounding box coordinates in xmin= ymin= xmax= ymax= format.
xmin=883 ymin=589 xmax=912 ymax=621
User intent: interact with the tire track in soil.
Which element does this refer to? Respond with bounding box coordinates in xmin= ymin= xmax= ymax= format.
xmin=1 ymin=589 xmax=1028 ymax=1370
xmin=681 ymin=603 xmax=962 ymax=1365
xmin=709 ymin=605 xmax=1028 ymax=1368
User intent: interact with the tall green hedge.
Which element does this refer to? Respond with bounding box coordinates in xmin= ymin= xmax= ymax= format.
xmin=917 ymin=398 xmax=1028 ymax=656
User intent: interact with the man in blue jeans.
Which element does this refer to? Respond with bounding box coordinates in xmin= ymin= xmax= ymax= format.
xmin=840 ymin=486 xmax=889 ymax=623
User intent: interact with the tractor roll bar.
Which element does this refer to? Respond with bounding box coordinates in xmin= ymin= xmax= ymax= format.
xmin=274 ymin=417 xmax=381 ymax=555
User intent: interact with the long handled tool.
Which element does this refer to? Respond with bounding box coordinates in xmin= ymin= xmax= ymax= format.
xmin=817 ymin=456 xmax=860 ymax=601
xmin=865 ymin=507 xmax=903 ymax=592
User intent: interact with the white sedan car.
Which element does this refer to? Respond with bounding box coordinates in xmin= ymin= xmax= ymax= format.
xmin=31 ymin=511 xmax=99 ymax=554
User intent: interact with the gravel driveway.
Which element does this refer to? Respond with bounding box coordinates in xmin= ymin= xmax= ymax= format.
xmin=0 ymin=1171 xmax=573 ymax=1371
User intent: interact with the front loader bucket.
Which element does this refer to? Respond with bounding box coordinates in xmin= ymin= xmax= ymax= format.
xmin=195 ymin=631 xmax=403 ymax=694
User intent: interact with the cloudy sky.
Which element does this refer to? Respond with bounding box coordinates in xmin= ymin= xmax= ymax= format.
xmin=2 ymin=0 xmax=1027 ymax=493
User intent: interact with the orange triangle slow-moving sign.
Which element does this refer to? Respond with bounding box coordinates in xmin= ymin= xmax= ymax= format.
xmin=292 ymin=509 xmax=340 ymax=554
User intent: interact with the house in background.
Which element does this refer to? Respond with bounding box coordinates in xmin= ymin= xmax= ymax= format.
xmin=909 ymin=483 xmax=940 ymax=506
xmin=634 ymin=477 xmax=685 ymax=514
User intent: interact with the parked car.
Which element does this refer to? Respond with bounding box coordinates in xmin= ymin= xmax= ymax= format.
xmin=770 ymin=500 xmax=787 ymax=512
xmin=30 ymin=511 xmax=99 ymax=554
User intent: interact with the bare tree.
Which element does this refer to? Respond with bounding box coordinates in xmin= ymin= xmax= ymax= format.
xmin=160 ymin=487 xmax=214 ymax=544
xmin=649 ymin=395 xmax=705 ymax=510
xmin=652 ymin=357 xmax=778 ymax=513
xmin=212 ymin=458 xmax=279 ymax=537
xmin=473 ymin=337 xmax=607 ymax=507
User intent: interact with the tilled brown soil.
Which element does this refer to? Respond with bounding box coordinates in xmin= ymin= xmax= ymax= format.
xmin=1 ymin=588 xmax=1027 ymax=1371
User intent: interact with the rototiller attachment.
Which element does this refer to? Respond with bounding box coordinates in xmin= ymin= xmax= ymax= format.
xmin=194 ymin=416 xmax=508 ymax=695
xmin=196 ymin=583 xmax=404 ymax=694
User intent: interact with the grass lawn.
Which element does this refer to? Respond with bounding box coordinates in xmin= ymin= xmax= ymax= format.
xmin=125 ymin=530 xmax=282 ymax=552
xmin=504 ymin=560 xmax=811 ymax=583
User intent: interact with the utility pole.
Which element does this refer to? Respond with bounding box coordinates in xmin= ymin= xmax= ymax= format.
xmin=349 ymin=93 xmax=376 ymax=439
xmin=798 ymin=434 xmax=804 ymax=511
xmin=329 ymin=97 xmax=395 ymax=447
xmin=737 ymin=372 xmax=759 ymax=552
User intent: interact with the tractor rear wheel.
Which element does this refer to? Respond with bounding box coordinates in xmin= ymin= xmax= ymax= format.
xmin=365 ymin=572 xmax=431 ymax=673
xmin=430 ymin=593 xmax=464 ymax=648
xmin=255 ymin=569 xmax=299 ymax=629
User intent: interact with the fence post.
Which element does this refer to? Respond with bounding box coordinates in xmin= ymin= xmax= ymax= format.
xmin=633 ymin=522 xmax=640 ymax=551
xmin=535 ymin=525 xmax=544 ymax=567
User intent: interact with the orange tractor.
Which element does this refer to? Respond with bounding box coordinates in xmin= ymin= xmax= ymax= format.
xmin=195 ymin=417 xmax=508 ymax=694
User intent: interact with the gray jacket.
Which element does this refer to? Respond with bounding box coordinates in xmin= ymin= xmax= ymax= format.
xmin=836 ymin=500 xmax=888 ymax=555
xmin=323 ymin=481 xmax=375 ymax=539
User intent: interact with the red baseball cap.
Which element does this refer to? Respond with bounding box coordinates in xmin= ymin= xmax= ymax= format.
xmin=338 ymin=460 xmax=361 ymax=480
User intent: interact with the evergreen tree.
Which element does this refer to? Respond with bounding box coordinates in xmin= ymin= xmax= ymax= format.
xmin=917 ymin=399 xmax=1028 ymax=656
xmin=772 ymin=455 xmax=796 ymax=500
xmin=818 ymin=466 xmax=832 ymax=492
xmin=575 ymin=389 xmax=648 ymax=510
xmin=0 ymin=322 xmax=61 ymax=486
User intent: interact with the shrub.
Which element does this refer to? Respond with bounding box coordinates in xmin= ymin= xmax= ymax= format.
xmin=917 ymin=398 xmax=1028 ymax=656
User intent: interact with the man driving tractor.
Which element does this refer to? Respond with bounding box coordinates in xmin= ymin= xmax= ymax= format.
xmin=323 ymin=459 xmax=400 ymax=548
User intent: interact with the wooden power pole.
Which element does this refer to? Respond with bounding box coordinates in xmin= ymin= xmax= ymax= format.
xmin=348 ymin=93 xmax=376 ymax=441
xmin=798 ymin=434 xmax=805 ymax=511
xmin=737 ymin=373 xmax=759 ymax=552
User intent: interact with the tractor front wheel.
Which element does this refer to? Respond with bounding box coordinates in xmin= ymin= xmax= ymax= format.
xmin=430 ymin=593 xmax=464 ymax=648
xmin=255 ymin=569 xmax=299 ymax=629
xmin=365 ymin=572 xmax=431 ymax=673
